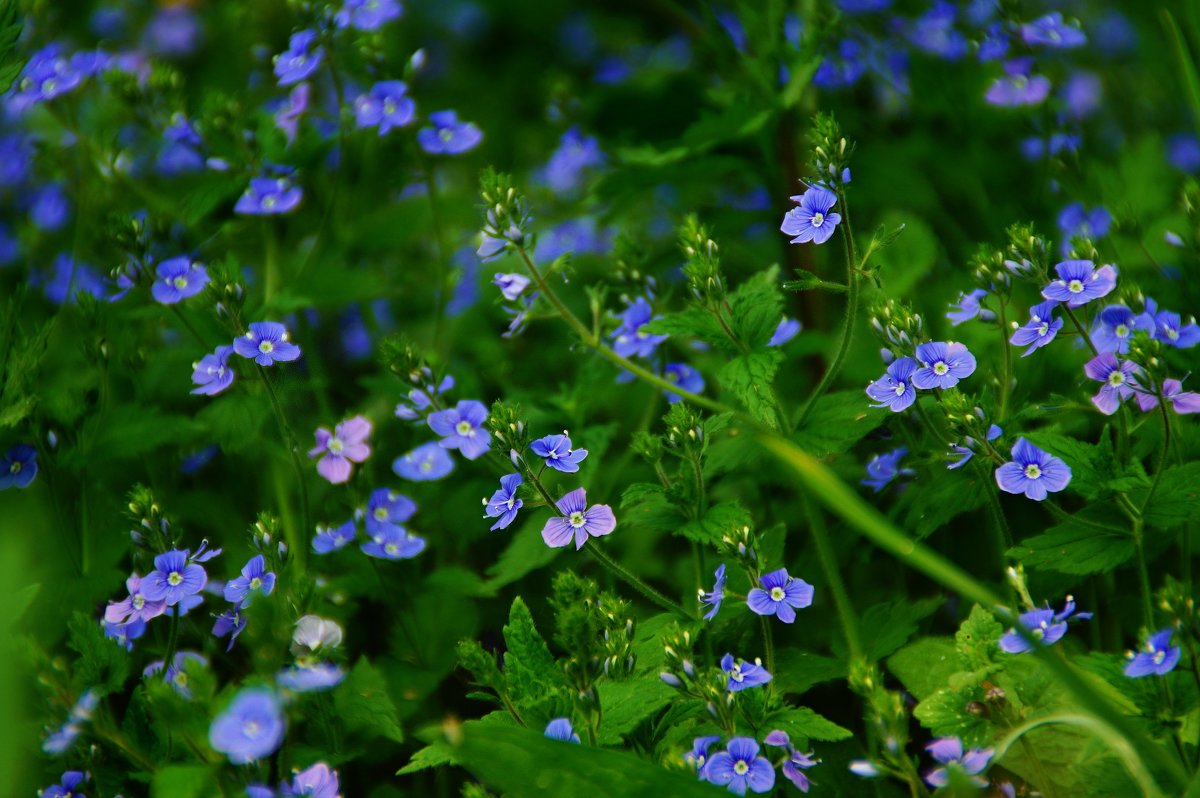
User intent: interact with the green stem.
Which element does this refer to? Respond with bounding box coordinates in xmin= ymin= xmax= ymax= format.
xmin=421 ymin=156 xmax=452 ymax=357
xmin=996 ymin=299 xmax=1013 ymax=421
xmin=256 ymin=365 xmax=311 ymax=572
xmin=978 ymin=461 xmax=1013 ymax=574
xmin=587 ymin=543 xmax=691 ymax=619
xmin=801 ymin=492 xmax=863 ymax=660
xmin=263 ymin=222 xmax=280 ymax=303
xmin=759 ymin=614 xmax=776 ymax=675
xmin=1133 ymin=517 xmax=1155 ymax=631
xmin=1140 ymin=389 xmax=1174 ymax=515
xmin=162 ymin=605 xmax=181 ymax=676
xmin=795 ymin=187 xmax=859 ymax=428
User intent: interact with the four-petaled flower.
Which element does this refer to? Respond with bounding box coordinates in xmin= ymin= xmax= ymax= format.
xmin=946 ymin=288 xmax=992 ymax=326
xmin=1091 ymin=305 xmax=1152 ymax=354
xmin=335 ymin=0 xmax=403 ymax=30
xmin=224 ymin=554 xmax=277 ymax=605
xmin=393 ymin=441 xmax=456 ymax=480
xmin=309 ymin=415 xmax=372 ymax=484
xmin=924 ymin=737 xmax=993 ymax=788
xmin=428 ymin=400 xmax=491 ymax=460
xmin=530 ymin=432 xmax=589 ymax=473
xmin=0 ymin=443 xmax=38 ymax=489
xmin=862 ymin=447 xmax=913 ymax=492
xmin=492 ymin=272 xmax=530 ymax=301
xmin=417 ymin=110 xmax=483 ymax=155
xmin=235 ymin=177 xmax=303 ymax=216
xmin=699 ymin=563 xmax=727 ymax=621
xmin=354 ymin=81 xmax=415 ymax=135
xmin=1009 ymin=300 xmax=1064 ymax=357
xmin=764 ymin=730 xmax=820 ymax=793
xmin=151 ymin=256 xmax=208 ymax=304
xmin=985 ymin=58 xmax=1051 ymax=107
xmin=273 ymin=30 xmax=323 ymax=86
xmin=664 ymin=362 xmax=705 ymax=403
xmin=213 ymin=607 xmax=248 ymax=651
xmin=912 ymin=341 xmax=977 ymax=390
xmin=994 ymin=437 xmax=1071 ymax=501
xmin=234 ymin=322 xmax=302 ymax=366
xmin=999 ymin=596 xmax=1091 ymax=654
xmin=611 ymin=296 xmax=668 ymax=359
xmin=277 ymin=661 xmax=346 ymax=693
xmin=1040 ymin=259 xmax=1117 ymax=308
xmin=191 ymin=344 xmax=236 ymax=396
xmin=544 ymin=717 xmax=580 ymax=743
xmin=1153 ymin=310 xmax=1200 ymax=348
xmin=866 ymin=356 xmax=919 ymax=412
xmin=704 ymin=737 xmax=776 ymax=795
xmin=1125 ymin=629 xmax=1182 ymax=678
xmin=105 ymin=573 xmax=167 ymax=625
xmin=720 ymin=653 xmax=772 ymax=693
xmin=1083 ymin=353 xmax=1139 ymax=416
xmin=541 ymin=487 xmax=616 ymax=550
xmin=142 ymin=549 xmax=208 ymax=606
xmin=1135 ymin=378 xmax=1200 ymax=415
xmin=747 ymin=568 xmax=814 ymax=623
xmin=1020 ymin=12 xmax=1086 ymax=48
xmin=209 ymin=688 xmax=285 ymax=764
xmin=312 ymin=520 xmax=356 ymax=553
xmin=40 ymin=770 xmax=88 ymax=798
xmin=365 ymin=488 xmax=416 ymax=533
xmin=484 ymin=473 xmax=523 ymax=530
xmin=362 ymin=525 xmax=426 ymax=560
xmin=781 ymin=186 xmax=842 ymax=245
xmin=285 ymin=762 xmax=341 ymax=798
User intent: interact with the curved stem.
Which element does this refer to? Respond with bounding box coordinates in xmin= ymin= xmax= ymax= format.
xmin=795 ymin=187 xmax=859 ymax=427
xmin=162 ymin=605 xmax=181 ymax=679
xmin=1133 ymin=517 xmax=1155 ymax=631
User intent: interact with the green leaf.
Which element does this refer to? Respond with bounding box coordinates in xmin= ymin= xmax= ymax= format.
xmin=887 ymin=637 xmax=959 ymax=700
xmin=502 ymin=597 xmax=568 ymax=721
xmin=892 ymin=458 xmax=989 ymax=540
xmin=456 ymin=720 xmax=727 ymax=798
xmin=397 ymin=742 xmax=459 ymax=775
xmin=781 ymin=270 xmax=847 ymax=293
xmin=726 ymin=267 xmax=783 ymax=348
xmin=913 ymin=687 xmax=991 ymax=746
xmin=1009 ymin=516 xmax=1134 ymax=575
xmin=771 ymin=649 xmax=845 ymax=696
xmin=855 ymin=596 xmax=943 ymax=660
xmin=334 ymin=658 xmax=404 ymax=743
xmin=955 ymin=605 xmax=1004 ymax=672
xmin=763 ymin=706 xmax=853 ymax=742
xmin=642 ymin=306 xmax=728 ymax=352
xmin=596 ymin=675 xmax=674 ymax=744
xmin=484 ymin=521 xmax=559 ymax=591
xmin=791 ymin=390 xmax=886 ymax=457
xmin=719 ymin=349 xmax=783 ymax=428
xmin=1132 ymin=462 xmax=1200 ymax=529
xmin=67 ymin=612 xmax=130 ymax=696
xmin=0 ymin=0 xmax=23 ymax=93
xmin=676 ymin=501 xmax=751 ymax=545
xmin=870 ymin=212 xmax=937 ymax=298
xmin=151 ymin=766 xmax=215 ymax=798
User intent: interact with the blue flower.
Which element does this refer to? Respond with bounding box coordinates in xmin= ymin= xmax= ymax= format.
xmin=995 ymin=438 xmax=1072 ymax=500
xmin=30 ymin=183 xmax=71 ymax=231
xmin=235 ymin=177 xmax=303 ymax=215
xmin=224 ymin=555 xmax=277 ymax=605
xmin=365 ymin=488 xmax=416 ymax=534
xmin=985 ymin=59 xmax=1051 ymax=106
xmin=611 ymin=297 xmax=668 ymax=359
xmin=0 ymin=443 xmax=38 ymax=489
xmin=105 ymin=572 xmax=167 ymax=625
xmin=540 ymin=127 xmax=605 ymax=194
xmin=212 ymin=607 xmax=247 ymax=651
xmin=767 ymin=317 xmax=801 ymax=346
xmin=335 ymin=0 xmax=403 ymax=30
xmin=144 ymin=651 xmax=207 ymax=698
xmin=273 ymin=30 xmax=323 ymax=86
xmin=393 ymin=441 xmax=455 ymax=480
xmin=1090 ymin=305 xmax=1151 ymax=354
xmin=865 ymin=356 xmax=918 ymax=412
xmin=781 ymin=186 xmax=841 ymax=245
xmin=39 ymin=770 xmax=88 ymax=798
xmin=763 ymin=730 xmax=819 ymax=792
xmin=664 ymin=363 xmax=705 ymax=404
xmin=354 ymin=81 xmax=415 ymax=135
xmin=947 ymin=424 xmax=1001 ymax=470
xmin=530 ymin=433 xmax=588 ymax=473
xmin=1040 ymin=259 xmax=1117 ymax=308
xmin=699 ymin=564 xmax=727 ymax=620
xmin=908 ymin=2 xmax=968 ymax=60
xmin=284 ymin=762 xmax=341 ymax=798
xmin=1153 ymin=310 xmax=1200 ymax=348
xmin=484 ymin=473 xmax=523 ymax=530
xmin=912 ymin=341 xmax=977 ymax=390
xmin=313 ymin=520 xmax=356 ymax=553
xmin=492 ymin=272 xmax=530 ymax=301
xmin=861 ymin=447 xmax=912 ymax=492
xmin=946 ymin=289 xmax=993 ymax=326
xmin=541 ymin=488 xmax=616 ymax=550
xmin=234 ymin=322 xmax=302 ymax=366
xmin=1084 ymin=353 xmax=1140 ymax=416
xmin=277 ymin=662 xmax=346 ymax=692
xmin=544 ymin=718 xmax=580 ymax=743
xmin=362 ymin=525 xmax=426 ymax=560
xmin=142 ymin=549 xmax=208 ymax=605
xmin=191 ymin=345 xmax=236 ymax=396
xmin=395 ymin=372 xmax=455 ymax=421
xmin=275 ymin=82 xmax=310 ymax=145
xmin=418 ymin=110 xmax=483 ymax=155
xmin=1010 ymin=300 xmax=1064 ymax=357
xmin=720 ymin=653 xmax=772 ymax=692
xmin=924 ymin=737 xmax=993 ymax=788
xmin=1125 ymin=629 xmax=1182 ymax=678
xmin=209 ymin=688 xmax=285 ymax=764
xmin=104 ymin=616 xmax=146 ymax=651
xmin=428 ymin=400 xmax=491 ymax=460
xmin=999 ymin=596 xmax=1091 ymax=653
xmin=502 ymin=292 xmax=538 ymax=338
xmin=686 ymin=735 xmax=721 ymax=775
xmin=704 ymin=737 xmax=776 ymax=794
xmin=747 ymin=568 xmax=813 ymax=623
xmin=1058 ymin=203 xmax=1111 ymax=246
xmin=1020 ymin=12 xmax=1086 ymax=49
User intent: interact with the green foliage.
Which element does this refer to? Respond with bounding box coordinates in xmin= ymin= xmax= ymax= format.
xmin=718 ymin=350 xmax=784 ymax=428
xmin=1009 ymin=516 xmax=1134 ymax=575
xmin=0 ymin=0 xmax=22 ymax=92
xmin=791 ymin=389 xmax=886 ymax=457
xmin=66 ymin=612 xmax=130 ymax=696
xmin=334 ymin=658 xmax=405 ymax=744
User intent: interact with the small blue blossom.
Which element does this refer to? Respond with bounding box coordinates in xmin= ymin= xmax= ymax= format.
xmin=1010 ymin=300 xmax=1064 ymax=357
xmin=484 ymin=473 xmax=523 ymax=530
xmin=544 ymin=718 xmax=580 ymax=743
xmin=699 ymin=564 xmax=726 ymax=620
xmin=664 ymin=363 xmax=705 ymax=403
xmin=142 ymin=549 xmax=208 ymax=605
xmin=354 ymin=81 xmax=415 ymax=135
xmin=1125 ymin=629 xmax=1182 ymax=678
xmin=502 ymin=292 xmax=538 ymax=338
xmin=720 ymin=653 xmax=772 ymax=692
xmin=1041 ymin=259 xmax=1117 ymax=308
xmin=493 ymin=272 xmax=530 ymax=301
xmin=780 ymin=186 xmax=841 ymax=245
xmin=611 ymin=297 xmax=668 ymax=359
xmin=1020 ymin=12 xmax=1086 ymax=49
xmin=151 ymin=256 xmax=208 ymax=304
xmin=104 ymin=617 xmax=146 ymax=651
xmin=277 ymin=662 xmax=346 ymax=692
xmin=234 ymin=322 xmax=302 ymax=366
xmin=365 ymin=488 xmax=416 ymax=534
xmin=224 ymin=555 xmax=277 ymax=605
xmin=105 ymin=572 xmax=167 ymax=625
xmin=395 ymin=371 xmax=454 ymax=421
xmin=39 ymin=771 xmax=88 ymax=798
xmin=995 ymin=438 xmax=1072 ymax=500
xmin=312 ymin=520 xmax=356 ymax=553
xmin=213 ymin=607 xmax=247 ymax=651
xmin=1000 ymin=596 xmax=1091 ymax=653
xmin=144 ymin=651 xmax=207 ymax=698
xmin=417 ymin=110 xmax=483 ymax=155
xmin=540 ymin=127 xmax=605 ymax=193
xmin=948 ymin=424 xmax=1002 ymax=470
xmin=273 ymin=30 xmax=323 ymax=86
xmin=924 ymin=738 xmax=993 ymax=788
xmin=1153 ymin=310 xmax=1200 ymax=348
xmin=541 ymin=487 xmax=616 ymax=550
xmin=0 ymin=443 xmax=38 ymax=489
xmin=908 ymin=1 xmax=968 ymax=60
xmin=30 ymin=183 xmax=71 ymax=231
xmin=865 ymin=356 xmax=918 ymax=412
xmin=335 ymin=0 xmax=403 ymax=30
xmin=275 ymin=82 xmax=310 ymax=145
xmin=284 ymin=763 xmax=341 ymax=798
xmin=747 ymin=568 xmax=814 ymax=624
xmin=946 ymin=289 xmax=993 ymax=326
xmin=912 ymin=341 xmax=977 ymax=390
xmin=1084 ymin=352 xmax=1139 ymax=415
xmin=985 ymin=58 xmax=1051 ymax=106
xmin=685 ymin=735 xmax=721 ymax=775
xmin=393 ymin=441 xmax=455 ymax=480
xmin=428 ymin=400 xmax=491 ymax=460
xmin=362 ymin=525 xmax=426 ymax=560
xmin=1058 ymin=203 xmax=1111 ymax=252
xmin=763 ymin=730 xmax=820 ymax=792
xmin=235 ymin=177 xmax=303 ymax=215
xmin=767 ymin=317 xmax=801 ymax=346
xmin=704 ymin=737 xmax=776 ymax=794
xmin=530 ymin=433 xmax=589 ymax=473
xmin=209 ymin=688 xmax=286 ymax=764
xmin=191 ymin=345 xmax=236 ymax=396
xmin=861 ymin=447 xmax=913 ymax=492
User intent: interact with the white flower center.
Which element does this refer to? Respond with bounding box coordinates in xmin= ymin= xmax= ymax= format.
xmin=172 ymin=276 xmax=189 ymax=289
xmin=568 ymin=511 xmax=586 ymax=528
xmin=420 ymin=460 xmax=432 ymax=472
xmin=250 ymin=577 xmax=262 ymax=591
xmin=1115 ymin=324 xmax=1129 ymax=337
xmin=730 ymin=665 xmax=744 ymax=682
xmin=168 ymin=571 xmax=183 ymax=586
xmin=133 ymin=595 xmax=145 ymax=610
xmin=1067 ymin=279 xmax=1084 ymax=293
xmin=1024 ymin=464 xmax=1042 ymax=479
xmin=734 ymin=760 xmax=750 ymax=776
xmin=258 ymin=340 xmax=275 ymax=354
xmin=9 ymin=462 xmax=19 ymax=474
xmin=1038 ymin=322 xmax=1049 ymax=336
xmin=328 ymin=437 xmax=345 ymax=454
xmin=893 ymin=381 xmax=906 ymax=396
xmin=243 ymin=720 xmax=261 ymax=739
xmin=374 ymin=507 xmax=389 ymax=521
xmin=933 ymin=361 xmax=948 ymax=376
xmin=384 ymin=99 xmax=397 ymax=115
xmin=1169 ymin=328 xmax=1179 ymax=340
xmin=262 ymin=195 xmax=277 ymax=209
xmin=811 ymin=212 xmax=825 ymax=227
xmin=1108 ymin=371 xmax=1125 ymax=387
xmin=385 ymin=543 xmax=399 ymax=555
xmin=1154 ymin=650 xmax=1166 ymax=665
xmin=769 ymin=586 xmax=785 ymax=601
xmin=456 ymin=420 xmax=473 ymax=436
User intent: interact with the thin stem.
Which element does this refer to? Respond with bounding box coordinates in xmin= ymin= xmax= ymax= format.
xmin=978 ymin=460 xmax=1014 ymax=574
xmin=263 ymin=221 xmax=280 ymax=303
xmin=996 ymin=299 xmax=1013 ymax=421
xmin=759 ymin=614 xmax=776 ymax=674
xmin=801 ymin=492 xmax=864 ymax=660
xmin=421 ymin=157 xmax=452 ymax=357
xmin=1133 ymin=517 xmax=1155 ymax=631
xmin=162 ymin=606 xmax=181 ymax=679
xmin=587 ymin=543 xmax=691 ymax=618
xmin=1140 ymin=390 xmax=1174 ymax=514
xmin=256 ymin=365 xmax=311 ymax=572
xmin=795 ymin=187 xmax=859 ymax=427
